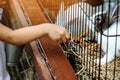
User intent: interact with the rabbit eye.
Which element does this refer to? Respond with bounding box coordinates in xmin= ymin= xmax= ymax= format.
xmin=96 ymin=17 xmax=101 ymax=22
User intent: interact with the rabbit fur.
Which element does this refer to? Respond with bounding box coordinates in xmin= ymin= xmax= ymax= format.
xmin=88 ymin=3 xmax=120 ymax=65
xmin=55 ymin=1 xmax=116 ymax=39
xmin=55 ymin=1 xmax=118 ymax=65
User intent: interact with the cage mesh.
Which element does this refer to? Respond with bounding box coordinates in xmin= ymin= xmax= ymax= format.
xmin=7 ymin=48 xmax=39 ymax=80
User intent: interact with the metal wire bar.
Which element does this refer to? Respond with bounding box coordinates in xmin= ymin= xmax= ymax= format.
xmin=55 ymin=0 xmax=120 ymax=80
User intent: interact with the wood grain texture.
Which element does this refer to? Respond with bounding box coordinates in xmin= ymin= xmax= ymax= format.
xmin=5 ymin=0 xmax=78 ymax=80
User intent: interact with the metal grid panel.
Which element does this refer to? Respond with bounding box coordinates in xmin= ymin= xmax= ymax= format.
xmin=7 ymin=48 xmax=39 ymax=80
xmin=54 ymin=0 xmax=120 ymax=80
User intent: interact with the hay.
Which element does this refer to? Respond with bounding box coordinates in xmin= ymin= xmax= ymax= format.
xmin=64 ymin=43 xmax=120 ymax=80
xmin=60 ymin=41 xmax=120 ymax=80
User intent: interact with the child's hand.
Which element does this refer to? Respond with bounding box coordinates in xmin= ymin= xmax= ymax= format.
xmin=45 ymin=23 xmax=70 ymax=43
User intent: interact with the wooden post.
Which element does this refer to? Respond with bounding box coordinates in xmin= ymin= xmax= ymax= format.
xmin=5 ymin=0 xmax=78 ymax=80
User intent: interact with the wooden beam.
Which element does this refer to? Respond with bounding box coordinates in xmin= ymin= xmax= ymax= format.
xmin=6 ymin=0 xmax=78 ymax=80
xmin=8 ymin=0 xmax=52 ymax=79
xmin=0 ymin=0 xmax=6 ymax=8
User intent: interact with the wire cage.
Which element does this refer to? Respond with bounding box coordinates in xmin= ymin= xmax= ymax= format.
xmin=44 ymin=0 xmax=120 ymax=80
xmin=2 ymin=0 xmax=120 ymax=80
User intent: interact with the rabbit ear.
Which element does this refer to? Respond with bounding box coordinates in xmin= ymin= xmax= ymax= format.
xmin=111 ymin=3 xmax=120 ymax=20
xmin=55 ymin=2 xmax=65 ymax=25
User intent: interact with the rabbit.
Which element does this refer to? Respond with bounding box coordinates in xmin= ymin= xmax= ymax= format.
xmin=55 ymin=2 xmax=92 ymax=39
xmin=55 ymin=1 xmax=116 ymax=39
xmin=55 ymin=1 xmax=116 ymax=26
xmin=87 ymin=3 xmax=120 ymax=65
